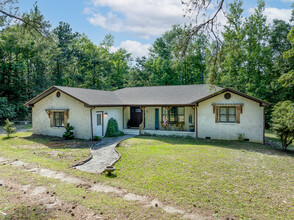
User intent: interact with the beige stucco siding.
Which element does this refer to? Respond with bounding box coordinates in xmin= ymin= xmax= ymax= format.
xmin=32 ymin=91 xmax=91 ymax=139
xmin=197 ymin=92 xmax=264 ymax=143
xmin=92 ymin=107 xmax=123 ymax=137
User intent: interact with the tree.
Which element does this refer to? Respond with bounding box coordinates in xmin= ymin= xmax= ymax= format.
xmin=0 ymin=1 xmax=49 ymax=36
xmin=207 ymin=0 xmax=245 ymax=89
xmin=181 ymin=0 xmax=225 ymax=55
xmin=3 ymin=119 xmax=16 ymax=137
xmin=280 ymin=27 xmax=294 ymax=87
xmin=271 ymin=101 xmax=294 ymax=150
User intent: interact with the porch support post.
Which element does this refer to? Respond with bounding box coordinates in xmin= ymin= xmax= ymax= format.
xmin=122 ymin=106 xmax=126 ymax=129
xmin=195 ymin=104 xmax=198 ymax=139
xmin=139 ymin=106 xmax=147 ymax=135
xmin=164 ymin=106 xmax=171 ymax=130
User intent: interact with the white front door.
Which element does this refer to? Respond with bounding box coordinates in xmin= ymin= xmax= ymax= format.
xmin=96 ymin=111 xmax=103 ymax=136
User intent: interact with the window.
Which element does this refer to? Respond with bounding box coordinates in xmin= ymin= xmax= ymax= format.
xmin=54 ymin=112 xmax=64 ymax=127
xmin=97 ymin=113 xmax=102 ymax=126
xmin=219 ymin=107 xmax=236 ymax=123
xmin=162 ymin=107 xmax=185 ymax=123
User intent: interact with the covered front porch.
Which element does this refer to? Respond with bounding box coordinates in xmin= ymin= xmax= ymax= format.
xmin=122 ymin=105 xmax=197 ymax=138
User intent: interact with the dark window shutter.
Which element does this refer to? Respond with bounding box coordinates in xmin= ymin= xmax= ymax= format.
xmin=236 ymin=106 xmax=241 ymax=124
xmin=49 ymin=111 xmax=53 ymax=127
xmin=215 ymin=106 xmax=219 ymax=123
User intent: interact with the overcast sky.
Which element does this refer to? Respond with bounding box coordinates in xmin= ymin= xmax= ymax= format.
xmin=19 ymin=0 xmax=293 ymax=58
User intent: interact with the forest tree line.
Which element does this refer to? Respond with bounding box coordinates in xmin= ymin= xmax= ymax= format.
xmin=0 ymin=0 xmax=293 ymax=126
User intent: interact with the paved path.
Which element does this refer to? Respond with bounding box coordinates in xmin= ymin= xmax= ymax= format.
xmin=76 ymin=135 xmax=135 ymax=173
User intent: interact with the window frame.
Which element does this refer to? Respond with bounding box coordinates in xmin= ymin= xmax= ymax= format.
xmin=219 ymin=106 xmax=236 ymax=123
xmin=53 ymin=112 xmax=65 ymax=127
xmin=161 ymin=107 xmax=185 ymax=124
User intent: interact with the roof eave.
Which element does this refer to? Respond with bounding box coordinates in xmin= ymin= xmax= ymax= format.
xmin=193 ymin=88 xmax=271 ymax=106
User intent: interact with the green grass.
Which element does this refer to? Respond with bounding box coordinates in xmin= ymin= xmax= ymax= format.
xmin=1 ymin=132 xmax=294 ymax=219
xmin=0 ymin=165 xmax=177 ymax=219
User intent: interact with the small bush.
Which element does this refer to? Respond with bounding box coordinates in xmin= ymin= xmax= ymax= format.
xmin=3 ymin=119 xmax=16 ymax=137
xmin=63 ymin=123 xmax=74 ymax=140
xmin=93 ymin=136 xmax=101 ymax=141
xmin=105 ymin=118 xmax=124 ymax=137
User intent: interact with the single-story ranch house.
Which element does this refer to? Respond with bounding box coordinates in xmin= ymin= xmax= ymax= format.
xmin=25 ymin=84 xmax=270 ymax=143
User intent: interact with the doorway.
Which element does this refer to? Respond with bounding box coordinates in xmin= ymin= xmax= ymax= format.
xmin=96 ymin=111 xmax=103 ymax=136
xmin=130 ymin=107 xmax=142 ymax=127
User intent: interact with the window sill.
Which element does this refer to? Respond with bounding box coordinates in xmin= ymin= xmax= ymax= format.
xmin=52 ymin=127 xmax=65 ymax=129
xmin=218 ymin=122 xmax=237 ymax=125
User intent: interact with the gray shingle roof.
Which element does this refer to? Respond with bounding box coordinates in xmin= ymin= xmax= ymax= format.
xmin=114 ymin=84 xmax=222 ymax=105
xmin=25 ymin=84 xmax=270 ymax=107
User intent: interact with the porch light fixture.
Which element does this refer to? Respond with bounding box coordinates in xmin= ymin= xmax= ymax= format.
xmin=104 ymin=112 xmax=108 ymax=116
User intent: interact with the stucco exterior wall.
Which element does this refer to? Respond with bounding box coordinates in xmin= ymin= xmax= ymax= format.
xmin=92 ymin=107 xmax=123 ymax=137
xmin=123 ymin=107 xmax=130 ymax=128
xmin=32 ymin=91 xmax=91 ymax=139
xmin=197 ymin=92 xmax=264 ymax=143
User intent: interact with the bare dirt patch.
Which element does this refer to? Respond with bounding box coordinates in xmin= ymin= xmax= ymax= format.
xmin=0 ymin=179 xmax=101 ymax=219
xmin=1 ymin=157 xmax=211 ymax=220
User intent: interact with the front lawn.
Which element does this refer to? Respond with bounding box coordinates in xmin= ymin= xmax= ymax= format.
xmin=112 ymin=136 xmax=294 ymax=219
xmin=0 ymin=132 xmax=293 ymax=219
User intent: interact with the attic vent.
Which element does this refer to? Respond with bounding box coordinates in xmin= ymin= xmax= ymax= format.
xmin=56 ymin=91 xmax=61 ymax=98
xmin=224 ymin=93 xmax=231 ymax=99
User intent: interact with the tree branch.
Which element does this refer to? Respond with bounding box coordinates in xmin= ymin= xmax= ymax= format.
xmin=0 ymin=9 xmax=43 ymax=35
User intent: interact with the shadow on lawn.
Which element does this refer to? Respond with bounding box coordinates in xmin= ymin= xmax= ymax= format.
xmin=136 ymin=135 xmax=294 ymax=158
xmin=20 ymin=134 xmax=95 ymax=150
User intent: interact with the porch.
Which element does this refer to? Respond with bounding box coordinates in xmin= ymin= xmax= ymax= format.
xmin=122 ymin=105 xmax=197 ymax=138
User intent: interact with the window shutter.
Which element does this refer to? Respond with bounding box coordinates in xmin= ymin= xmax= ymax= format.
xmin=49 ymin=111 xmax=53 ymax=127
xmin=236 ymin=106 xmax=241 ymax=124
xmin=215 ymin=106 xmax=219 ymax=123
xmin=64 ymin=110 xmax=68 ymax=128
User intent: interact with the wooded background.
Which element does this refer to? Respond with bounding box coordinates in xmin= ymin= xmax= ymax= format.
xmin=0 ymin=0 xmax=293 ymax=128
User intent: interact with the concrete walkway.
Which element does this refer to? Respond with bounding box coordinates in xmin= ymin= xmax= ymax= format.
xmin=76 ymin=135 xmax=135 ymax=173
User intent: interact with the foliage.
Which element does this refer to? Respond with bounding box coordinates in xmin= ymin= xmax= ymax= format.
xmin=0 ymin=0 xmax=294 ymax=130
xmin=271 ymin=101 xmax=294 ymax=150
xmin=0 ymin=97 xmax=16 ymax=121
xmin=63 ymin=123 xmax=74 ymax=140
xmin=105 ymin=118 xmax=124 ymax=137
xmin=280 ymin=27 xmax=294 ymax=87
xmin=93 ymin=135 xmax=101 ymax=141
xmin=3 ymin=119 xmax=16 ymax=137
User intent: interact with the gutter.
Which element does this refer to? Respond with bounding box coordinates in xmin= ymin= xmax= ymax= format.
xmin=90 ymin=107 xmax=94 ymax=140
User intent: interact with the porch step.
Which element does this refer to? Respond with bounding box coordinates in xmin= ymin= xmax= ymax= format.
xmin=123 ymin=129 xmax=139 ymax=135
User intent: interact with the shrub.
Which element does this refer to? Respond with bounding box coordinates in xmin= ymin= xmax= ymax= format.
xmin=3 ymin=119 xmax=16 ymax=137
xmin=271 ymin=101 xmax=294 ymax=150
xmin=93 ymin=136 xmax=101 ymax=141
xmin=105 ymin=118 xmax=124 ymax=137
xmin=63 ymin=123 xmax=74 ymax=140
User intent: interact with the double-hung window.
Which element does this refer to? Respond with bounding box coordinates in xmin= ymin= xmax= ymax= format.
xmin=219 ymin=107 xmax=236 ymax=123
xmin=54 ymin=112 xmax=65 ymax=127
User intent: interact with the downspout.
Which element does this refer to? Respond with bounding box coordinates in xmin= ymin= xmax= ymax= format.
xmin=195 ymin=104 xmax=198 ymax=139
xmin=90 ymin=108 xmax=94 ymax=140
xmin=263 ymin=107 xmax=265 ymax=145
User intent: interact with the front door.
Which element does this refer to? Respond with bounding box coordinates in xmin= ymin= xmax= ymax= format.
xmin=155 ymin=108 xmax=159 ymax=130
xmin=130 ymin=107 xmax=142 ymax=127
xmin=96 ymin=111 xmax=103 ymax=136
